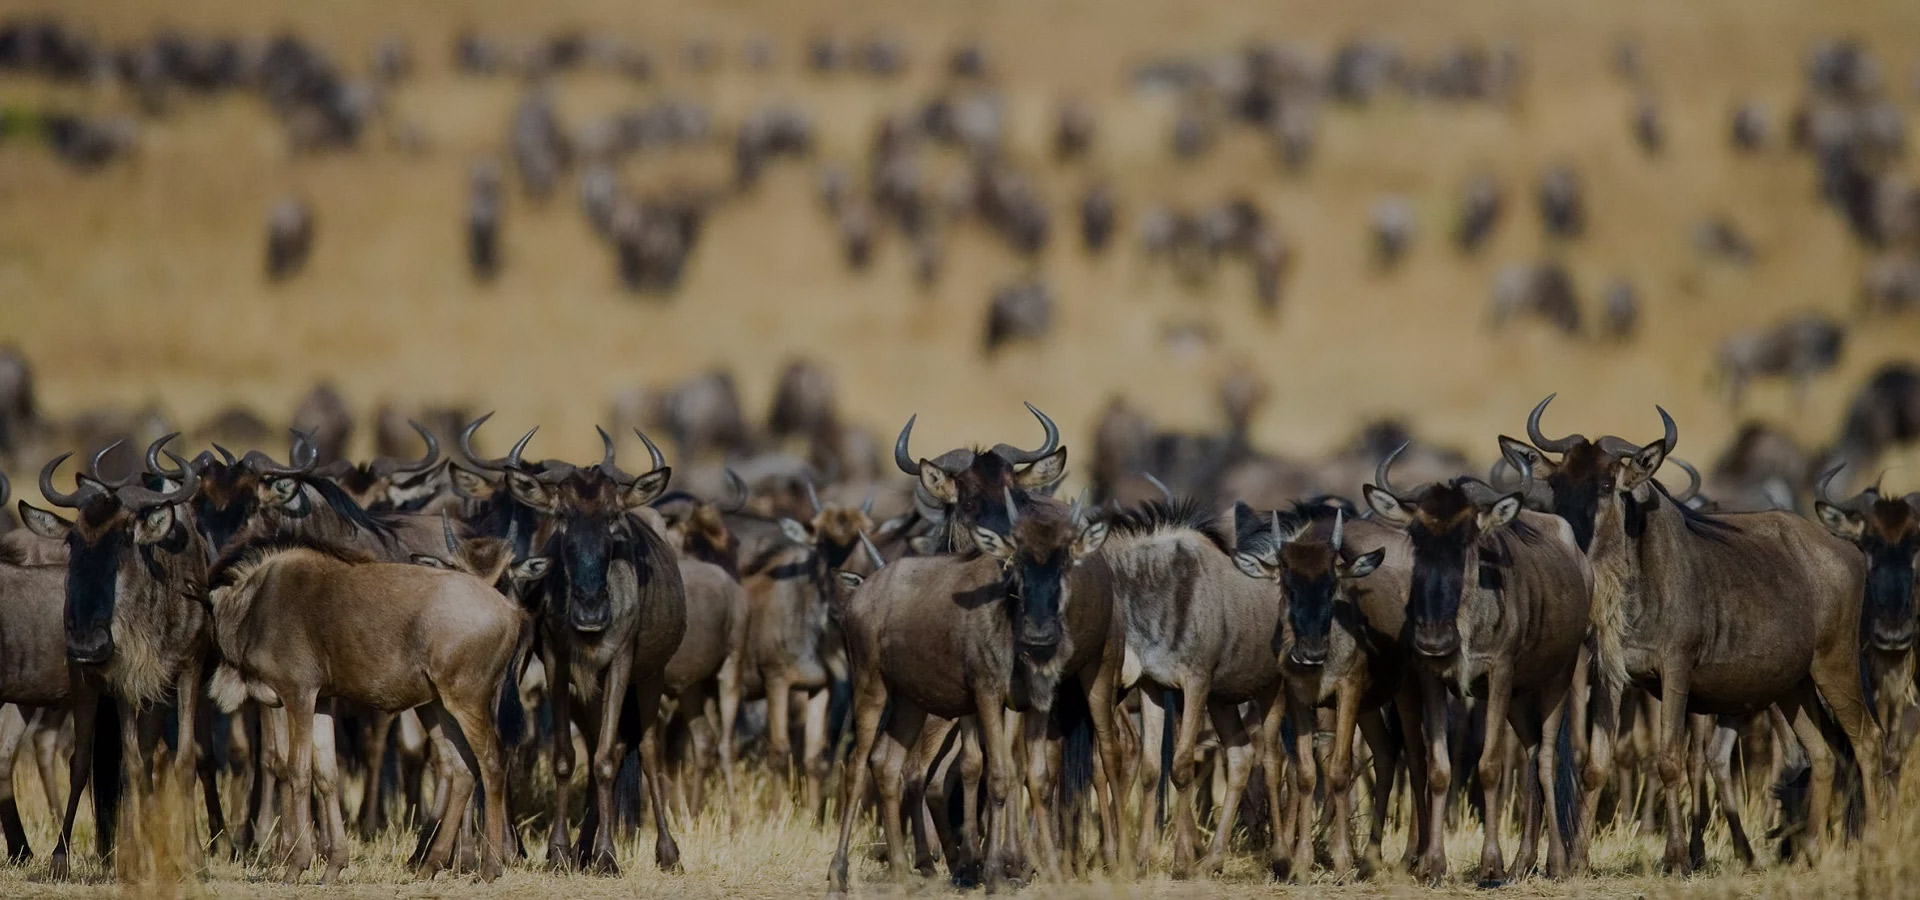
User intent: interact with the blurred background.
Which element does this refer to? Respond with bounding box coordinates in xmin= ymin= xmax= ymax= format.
xmin=2 ymin=0 xmax=1920 ymax=510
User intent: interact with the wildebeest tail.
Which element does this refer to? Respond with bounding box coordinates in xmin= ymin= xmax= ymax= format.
xmin=495 ymin=617 xmax=535 ymax=748
xmin=93 ymin=696 xmax=123 ymax=856
xmin=1054 ymin=684 xmax=1094 ymax=808
xmin=1553 ymin=710 xmax=1577 ymax=844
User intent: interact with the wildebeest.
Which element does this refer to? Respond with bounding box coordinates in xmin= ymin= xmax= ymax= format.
xmin=1509 ymin=397 xmax=1886 ymax=871
xmin=1714 ymin=313 xmax=1844 ymax=407
xmin=1490 ymin=261 xmax=1581 ymax=336
xmin=469 ymin=160 xmax=502 ymax=282
xmin=1821 ymin=363 xmax=1920 ymax=481
xmin=984 ymin=278 xmax=1053 ymax=356
xmin=1080 ymin=181 xmax=1116 ymax=255
xmin=1813 ymin=466 xmax=1920 ymax=781
xmin=1371 ymin=196 xmax=1413 ymax=270
xmin=291 ymin=383 xmax=353 ymax=467
xmin=1538 ymin=164 xmax=1586 ymax=240
xmin=1363 ymin=445 xmax=1592 ymax=880
xmin=1730 ymin=100 xmax=1768 ymax=152
xmin=265 ymin=197 xmax=315 ymax=282
xmin=18 ymin=439 xmax=214 ymax=879
xmin=1455 ymin=171 xmax=1503 ymax=254
xmin=1634 ymin=96 xmax=1665 ymax=156
xmin=1693 ymin=216 xmax=1756 ymax=265
xmin=1054 ymin=99 xmax=1095 ymax=163
xmin=204 ymin=529 xmax=538 ymax=880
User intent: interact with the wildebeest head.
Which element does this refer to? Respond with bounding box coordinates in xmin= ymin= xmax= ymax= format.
xmin=314 ymin=419 xmax=444 ymax=511
xmin=893 ymin=403 xmax=1065 ymax=548
xmin=1502 ymin=396 xmax=1698 ymax=552
xmin=778 ymin=479 xmax=885 ymax=571
xmin=1814 ymin=466 xmax=1920 ymax=651
xmin=184 ymin=442 xmax=260 ymax=554
xmin=19 ymin=436 xmax=200 ymax=668
xmin=1364 ymin=444 xmax=1521 ymax=660
xmin=1234 ymin=508 xmax=1384 ymax=668
xmin=496 ymin=427 xmax=670 ymax=633
xmin=410 ymin=512 xmax=551 ymax=600
xmin=970 ymin=489 xmax=1107 ymax=657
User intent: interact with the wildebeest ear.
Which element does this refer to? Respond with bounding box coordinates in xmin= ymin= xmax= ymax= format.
xmin=266 ymin=476 xmax=302 ymax=507
xmin=1814 ymin=502 xmax=1864 ymax=540
xmin=1233 ymin=551 xmax=1275 ymax=581
xmin=973 ymin=526 xmax=1016 ymax=561
xmin=19 ymin=502 xmax=71 ymax=540
xmin=1071 ymin=520 xmax=1109 ymax=562
xmin=450 ymin=466 xmax=494 ymax=499
xmin=1497 ymin=435 xmax=1550 ymax=478
xmin=919 ymin=463 xmax=957 ymax=504
xmin=1478 ymin=494 xmax=1522 ymax=531
xmin=621 ymin=468 xmax=672 ymax=509
xmin=134 ymin=505 xmax=176 ymax=545
xmin=1342 ymin=547 xmax=1386 ymax=580
xmin=837 ymin=570 xmax=865 ymax=592
xmin=512 ymin=557 xmax=551 ymax=582
xmin=410 ymin=554 xmax=455 ymax=569
xmin=1361 ymin=485 xmax=1411 ymax=525
xmin=504 ymin=470 xmax=555 ymax=511
xmin=779 ymin=518 xmax=813 ymax=545
xmin=1620 ymin=442 xmax=1667 ymax=491
xmin=1015 ymin=446 xmax=1068 ymax=489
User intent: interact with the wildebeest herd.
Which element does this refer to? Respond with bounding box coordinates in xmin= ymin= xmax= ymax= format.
xmin=7 ymin=6 xmax=1920 ymax=896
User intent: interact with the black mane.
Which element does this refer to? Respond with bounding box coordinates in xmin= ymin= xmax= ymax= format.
xmin=1103 ymin=497 xmax=1232 ymax=555
xmin=309 ymin=476 xmax=404 ymax=539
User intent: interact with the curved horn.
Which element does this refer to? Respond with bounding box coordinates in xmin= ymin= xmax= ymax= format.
xmin=88 ymin=440 xmax=140 ymax=489
xmin=859 ymin=529 xmax=887 ymax=569
xmin=505 ymin=427 xmax=536 ymax=468
xmin=1269 ymin=510 xmax=1283 ymax=550
xmin=1526 ymin=393 xmax=1582 ymax=454
xmin=212 ymin=443 xmax=237 ymax=466
xmin=1655 ymin=405 xmax=1678 ymax=453
xmin=861 ymin=488 xmax=875 ymax=517
xmin=991 ymin=402 xmax=1061 ymax=465
xmin=805 ymin=478 xmax=824 ymax=515
xmin=1667 ymin=457 xmax=1702 ymax=504
xmin=39 ymin=453 xmax=90 ymax=508
xmin=893 ymin=414 xmax=922 ymax=476
xmin=116 ymin=451 xmax=199 ymax=509
xmin=596 ymin=426 xmax=617 ymax=470
xmin=243 ymin=430 xmax=320 ymax=477
xmin=1374 ymin=441 xmax=1410 ymax=499
xmin=723 ymin=468 xmax=749 ymax=513
xmin=1815 ymin=463 xmax=1846 ymax=507
xmin=441 ymin=509 xmax=459 ymax=554
xmin=1142 ymin=472 xmax=1173 ymax=504
xmin=1331 ymin=508 xmax=1345 ymax=552
xmin=395 ymin=420 xmax=441 ymax=475
xmin=633 ymin=428 xmax=666 ymax=472
xmin=1003 ymin=486 xmax=1021 ymax=527
xmin=504 ymin=518 xmax=520 ymax=555
xmin=144 ymin=433 xmax=184 ymax=479
xmin=458 ymin=412 xmax=508 ymax=471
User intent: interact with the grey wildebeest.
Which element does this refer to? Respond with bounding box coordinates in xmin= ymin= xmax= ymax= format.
xmin=204 ymin=528 xmax=539 ymax=881
xmin=459 ymin=418 xmax=686 ymax=873
xmin=18 ymin=439 xmax=215 ymax=879
xmin=265 ymin=196 xmax=315 ymax=282
xmin=1714 ymin=313 xmax=1844 ymax=408
xmin=1813 ymin=466 xmax=1920 ymax=782
xmin=828 ymin=486 xmax=1121 ymax=893
xmin=1230 ymin=503 xmax=1415 ymax=878
xmin=1508 ymin=396 xmax=1885 ymax=872
xmin=1362 ymin=444 xmax=1592 ymax=882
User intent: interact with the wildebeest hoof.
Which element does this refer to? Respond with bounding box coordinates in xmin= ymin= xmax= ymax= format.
xmin=588 ymin=849 xmax=619 ymax=875
xmin=656 ymin=839 xmax=681 ymax=872
xmin=1268 ymin=856 xmax=1292 ymax=882
xmin=1477 ymin=877 xmax=1509 ymax=889
xmin=47 ymin=851 xmax=69 ymax=880
xmin=1197 ymin=851 xmax=1226 ymax=876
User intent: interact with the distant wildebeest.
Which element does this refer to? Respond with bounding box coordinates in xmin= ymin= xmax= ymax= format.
xmin=1693 ymin=216 xmax=1756 ymax=265
xmin=1231 ymin=504 xmax=1416 ymax=877
xmin=648 ymin=370 xmax=752 ymax=461
xmin=1714 ymin=312 xmax=1844 ymax=407
xmin=511 ymin=87 xmax=569 ymax=204
xmin=1634 ymin=96 xmax=1665 ymax=156
xmin=1455 ymin=171 xmax=1503 ymax=254
xmin=1820 ymin=363 xmax=1920 ymax=505
xmin=44 ymin=114 xmax=137 ymax=171
xmin=1371 ymin=195 xmax=1414 ymax=270
xmin=0 ymin=343 xmax=39 ymax=458
xmin=469 ymin=160 xmax=502 ymax=282
xmin=984 ymin=278 xmax=1053 ymax=356
xmin=265 ymin=197 xmax=315 ymax=282
xmin=1080 ymin=181 xmax=1117 ymax=254
xmin=205 ymin=527 xmax=539 ymax=881
xmin=19 ymin=439 xmax=216 ymax=879
xmin=1860 ymin=253 xmax=1920 ymax=316
xmin=458 ymin=419 xmax=686 ymax=872
xmin=1813 ymin=466 xmax=1920 ymax=781
xmin=1509 ymin=397 xmax=1887 ymax=872
xmin=1601 ymin=278 xmax=1638 ymax=342
xmin=1704 ymin=421 xmax=1805 ymax=512
xmin=1054 ymin=99 xmax=1095 ymax=163
xmin=1538 ymin=164 xmax=1586 ymax=240
xmin=1363 ymin=444 xmax=1592 ymax=881
xmin=1730 ymin=100 xmax=1768 ymax=152
xmin=1489 ymin=261 xmax=1581 ymax=336
xmin=290 ymin=383 xmax=353 ymax=467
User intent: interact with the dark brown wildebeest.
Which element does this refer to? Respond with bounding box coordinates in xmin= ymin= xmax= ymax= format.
xmin=459 ymin=419 xmax=686 ymax=873
xmin=1821 ymin=363 xmax=1920 ymax=482
xmin=1490 ymin=261 xmax=1581 ymax=337
xmin=1715 ymin=313 xmax=1844 ymax=408
xmin=205 ymin=531 xmax=538 ymax=881
xmin=1363 ymin=445 xmax=1593 ymax=881
xmin=1813 ymin=466 xmax=1920 ymax=781
xmin=1231 ymin=504 xmax=1414 ymax=878
xmin=829 ymin=489 xmax=1120 ymax=893
xmin=0 ymin=343 xmax=41 ymax=459
xmin=1510 ymin=397 xmax=1886 ymax=872
xmin=890 ymin=403 xmax=1063 ymax=553
xmin=469 ymin=159 xmax=503 ymax=282
xmin=1054 ymin=99 xmax=1095 ymax=163
xmin=1455 ymin=170 xmax=1504 ymax=254
xmin=265 ymin=196 xmax=315 ymax=282
xmin=1601 ymin=277 xmax=1638 ymax=342
xmin=1730 ymin=100 xmax=1768 ymax=152
xmin=1080 ymin=181 xmax=1117 ymax=255
xmin=291 ymin=383 xmax=353 ymax=467
xmin=243 ymin=430 xmax=460 ymax=560
xmin=1538 ymin=164 xmax=1585 ymax=240
xmin=984 ymin=278 xmax=1053 ymax=356
xmin=19 ymin=440 xmax=214 ymax=880
xmin=1634 ymin=96 xmax=1665 ymax=156
xmin=322 ymin=418 xmax=446 ymax=512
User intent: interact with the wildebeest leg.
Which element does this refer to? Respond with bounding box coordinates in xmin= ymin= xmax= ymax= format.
xmin=1574 ymin=664 xmax=1616 ymax=875
xmin=1809 ymin=640 xmax=1887 ymax=822
xmin=715 ymin=656 xmax=741 ymax=833
xmin=1391 ymin=687 xmax=1428 ymax=873
xmin=49 ymin=691 xmax=97 ymax=881
xmin=1536 ymin=689 xmax=1575 ymax=878
xmin=763 ymin=672 xmax=794 ymax=797
xmin=827 ymin=671 xmax=886 ymax=895
xmin=1285 ymin=692 xmax=1318 ymax=880
xmin=543 ymin=640 xmax=576 ymax=869
xmin=973 ymin=689 xmax=1016 ymax=891
xmin=959 ymin=719 xmax=984 ymax=876
xmin=631 ymin=675 xmax=681 ymax=872
xmin=282 ymin=694 xmax=319 ymax=881
xmin=877 ymin=700 xmax=927 ymax=882
xmin=0 ymin=706 xmax=30 ymax=864
xmin=585 ymin=651 xmax=635 ymax=874
xmin=907 ymin=715 xmax=957 ymax=876
xmin=1134 ymin=690 xmax=1166 ymax=868
xmin=1199 ymin=699 xmax=1254 ymax=876
xmin=30 ymin=709 xmax=65 ymax=830
xmin=120 ymin=701 xmax=157 ymax=871
xmin=310 ymin=708 xmax=349 ymax=883
xmin=1166 ymin=679 xmax=1211 ymax=879
xmin=357 ymin=711 xmax=395 ymax=839
xmin=1687 ymin=714 xmax=1714 ymax=871
xmin=1081 ymin=666 xmax=1130 ymax=875
xmin=1708 ymin=717 xmax=1755 ymax=868
xmin=1256 ymin=690 xmax=1289 ymax=880
xmin=1777 ymin=688 xmax=1834 ymax=866
xmin=437 ymin=696 xmax=508 ymax=881
xmin=397 ymin=711 xmax=428 ymax=829
xmin=1359 ymin=709 xmax=1398 ymax=875
xmin=804 ymin=687 xmax=832 ymax=824
xmin=1325 ymin=681 xmax=1368 ymax=877
xmin=1415 ymin=672 xmax=1452 ymax=882
xmin=1637 ymin=693 xmax=1662 ymax=836
xmin=1018 ymin=711 xmax=1061 ymax=879
xmin=1508 ymin=703 xmax=1546 ymax=878
xmin=192 ymin=700 xmax=229 ymax=860
xmin=416 ymin=701 xmax=477 ymax=877
xmin=1473 ymin=671 xmax=1515 ymax=883
xmin=1653 ymin=669 xmax=1694 ymax=873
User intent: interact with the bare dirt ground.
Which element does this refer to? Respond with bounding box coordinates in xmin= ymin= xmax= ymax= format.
xmin=3 ymin=0 xmax=1920 ymax=897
